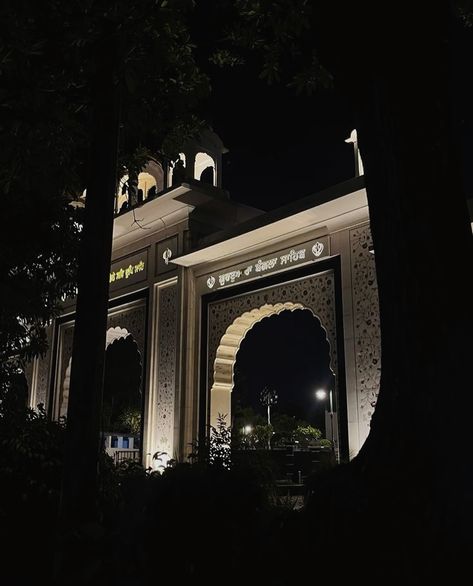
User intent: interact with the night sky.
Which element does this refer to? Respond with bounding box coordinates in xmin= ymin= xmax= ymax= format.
xmin=206 ymin=66 xmax=356 ymax=211
xmin=231 ymin=309 xmax=334 ymax=434
xmin=199 ymin=13 xmax=473 ymax=211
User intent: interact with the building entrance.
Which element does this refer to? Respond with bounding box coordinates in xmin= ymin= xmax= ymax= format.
xmin=205 ymin=265 xmax=348 ymax=461
xmin=230 ymin=307 xmax=335 ymax=482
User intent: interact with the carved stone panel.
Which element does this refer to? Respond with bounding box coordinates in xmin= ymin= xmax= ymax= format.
xmin=155 ymin=282 xmax=178 ymax=458
xmin=349 ymin=223 xmax=381 ymax=445
xmin=207 ymin=270 xmax=338 ymax=400
xmin=108 ymin=303 xmax=146 ymax=358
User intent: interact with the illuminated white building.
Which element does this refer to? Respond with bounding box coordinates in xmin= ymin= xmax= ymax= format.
xmin=26 ymin=129 xmax=383 ymax=465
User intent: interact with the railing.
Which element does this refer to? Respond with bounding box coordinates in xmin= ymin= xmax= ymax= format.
xmin=113 ymin=449 xmax=140 ymax=465
xmin=232 ymin=446 xmax=334 ymax=484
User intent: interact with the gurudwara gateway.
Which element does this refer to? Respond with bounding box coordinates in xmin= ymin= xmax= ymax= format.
xmin=24 ymin=130 xmax=427 ymax=467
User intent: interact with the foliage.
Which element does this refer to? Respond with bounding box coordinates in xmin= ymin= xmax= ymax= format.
xmin=260 ymin=385 xmax=278 ymax=406
xmin=0 ymin=0 xmax=210 ymax=394
xmin=151 ymin=450 xmax=175 ymax=472
xmin=251 ymin=423 xmax=274 ymax=448
xmin=0 ymin=397 xmax=304 ymax=584
xmin=317 ymin=437 xmax=332 ymax=448
xmin=232 ymin=404 xmax=266 ymax=431
xmin=118 ymin=406 xmax=142 ymax=435
xmin=270 ymin=412 xmax=300 ymax=446
xmin=189 ymin=413 xmax=232 ymax=469
xmin=0 ymin=397 xmax=66 ymax=582
xmin=233 ymin=408 xmax=326 ymax=450
xmin=0 ymin=0 xmax=88 ymax=392
xmin=293 ymin=424 xmax=322 ymax=447
xmin=0 ymin=402 xmax=66 ymax=502
xmin=95 ymin=458 xmax=298 ymax=585
xmin=0 ymin=203 xmax=83 ymax=400
xmin=208 ymin=414 xmax=232 ymax=468
xmin=206 ymin=0 xmax=333 ymax=94
xmin=456 ymin=0 xmax=473 ymax=27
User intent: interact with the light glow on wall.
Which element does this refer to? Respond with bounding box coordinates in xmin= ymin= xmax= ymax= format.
xmin=194 ymin=151 xmax=215 ymax=185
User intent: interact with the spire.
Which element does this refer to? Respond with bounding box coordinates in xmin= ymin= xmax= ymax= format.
xmin=345 ymin=129 xmax=364 ymax=177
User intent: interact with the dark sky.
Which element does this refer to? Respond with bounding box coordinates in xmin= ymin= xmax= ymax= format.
xmin=232 ymin=310 xmax=334 ymax=433
xmin=206 ymin=67 xmax=356 ymax=211
xmin=198 ymin=15 xmax=472 ymax=212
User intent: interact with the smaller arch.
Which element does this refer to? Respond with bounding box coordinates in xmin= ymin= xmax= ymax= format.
xmin=168 ymin=153 xmax=186 ymax=186
xmin=59 ymin=327 xmax=131 ymax=419
xmin=116 ymin=173 xmax=130 ymax=214
xmin=105 ymin=326 xmax=131 ymax=347
xmin=137 ymin=172 xmax=156 ymax=202
xmin=115 ymin=161 xmax=164 ymax=213
xmin=141 ymin=160 xmax=164 ymax=195
xmin=210 ymin=302 xmax=334 ymax=429
xmin=194 ymin=152 xmax=216 ymax=186
xmin=102 ymin=332 xmax=143 ymax=463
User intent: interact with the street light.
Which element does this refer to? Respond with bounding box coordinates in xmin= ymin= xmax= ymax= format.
xmin=260 ymin=386 xmax=278 ymax=426
xmin=260 ymin=386 xmax=278 ymax=449
xmin=315 ymin=389 xmax=327 ymax=401
xmin=315 ymin=388 xmax=334 ymax=452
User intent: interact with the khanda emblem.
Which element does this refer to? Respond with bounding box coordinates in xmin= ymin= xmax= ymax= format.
xmin=312 ymin=241 xmax=324 ymax=257
xmin=162 ymin=248 xmax=173 ymax=265
xmin=207 ymin=276 xmax=216 ymax=289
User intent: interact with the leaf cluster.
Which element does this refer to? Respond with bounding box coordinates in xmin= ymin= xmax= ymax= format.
xmin=209 ymin=0 xmax=333 ymax=93
xmin=0 ymin=0 xmax=210 ymax=388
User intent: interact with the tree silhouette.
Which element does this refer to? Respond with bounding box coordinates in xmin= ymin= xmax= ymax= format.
xmin=260 ymin=386 xmax=278 ymax=449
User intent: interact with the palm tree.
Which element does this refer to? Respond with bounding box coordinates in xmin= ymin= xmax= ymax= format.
xmin=260 ymin=386 xmax=278 ymax=449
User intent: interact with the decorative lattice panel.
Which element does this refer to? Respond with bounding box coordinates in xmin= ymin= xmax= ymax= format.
xmin=207 ymin=270 xmax=338 ymax=395
xmin=155 ymin=282 xmax=178 ymax=458
xmin=349 ymin=223 xmax=381 ymax=445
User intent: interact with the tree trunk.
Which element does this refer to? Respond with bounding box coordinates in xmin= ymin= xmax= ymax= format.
xmin=355 ymin=0 xmax=473 ymax=517
xmin=55 ymin=33 xmax=120 ymax=576
xmin=307 ymin=4 xmax=473 ymax=581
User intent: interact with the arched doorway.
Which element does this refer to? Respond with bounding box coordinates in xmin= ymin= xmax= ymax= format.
xmin=232 ymin=308 xmax=333 ymax=437
xmin=194 ymin=151 xmax=216 ymax=185
xmin=210 ymin=302 xmax=334 ymax=429
xmin=205 ymin=268 xmax=345 ymax=460
xmin=60 ymin=326 xmax=142 ymax=463
xmin=209 ymin=302 xmax=337 ymax=474
xmin=102 ymin=331 xmax=142 ymax=463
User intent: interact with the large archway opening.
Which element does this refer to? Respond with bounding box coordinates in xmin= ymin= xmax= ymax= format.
xmin=210 ymin=303 xmax=336 ymax=477
xmin=232 ymin=308 xmax=333 ymax=438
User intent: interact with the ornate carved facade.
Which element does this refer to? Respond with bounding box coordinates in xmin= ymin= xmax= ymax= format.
xmin=207 ymin=270 xmax=338 ymax=396
xmin=154 ymin=281 xmax=179 ymax=459
xmin=31 ymin=172 xmax=385 ymax=462
xmin=349 ymin=223 xmax=381 ymax=446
